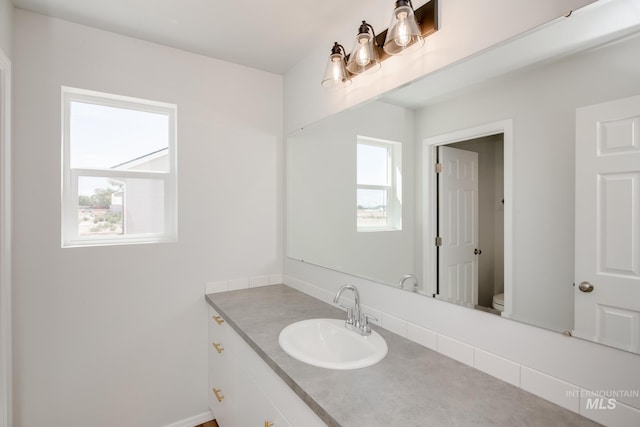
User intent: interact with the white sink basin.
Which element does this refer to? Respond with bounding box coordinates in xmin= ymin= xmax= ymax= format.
xmin=278 ymin=318 xmax=388 ymax=370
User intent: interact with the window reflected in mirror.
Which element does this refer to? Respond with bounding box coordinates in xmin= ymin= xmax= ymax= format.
xmin=356 ymin=137 xmax=402 ymax=231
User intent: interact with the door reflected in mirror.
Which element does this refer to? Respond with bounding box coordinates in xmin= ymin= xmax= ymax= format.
xmin=434 ymin=136 xmax=504 ymax=315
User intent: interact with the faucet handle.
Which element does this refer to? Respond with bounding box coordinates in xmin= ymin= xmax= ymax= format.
xmin=360 ymin=312 xmax=378 ymax=334
xmin=338 ymin=304 xmax=355 ymax=324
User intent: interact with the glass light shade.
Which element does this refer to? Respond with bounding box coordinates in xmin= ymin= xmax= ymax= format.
xmin=383 ymin=1 xmax=424 ymax=55
xmin=346 ymin=26 xmax=381 ymax=75
xmin=321 ymin=52 xmax=351 ymax=88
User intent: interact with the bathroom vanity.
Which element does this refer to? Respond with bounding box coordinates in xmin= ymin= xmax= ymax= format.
xmin=206 ymin=284 xmax=598 ymax=427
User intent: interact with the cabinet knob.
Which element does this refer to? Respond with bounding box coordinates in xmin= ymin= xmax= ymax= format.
xmin=212 ymin=387 xmax=225 ymax=402
xmin=212 ymin=342 xmax=225 ymax=353
xmin=264 ymin=421 xmax=274 ymax=427
xmin=212 ymin=315 xmax=225 ymax=325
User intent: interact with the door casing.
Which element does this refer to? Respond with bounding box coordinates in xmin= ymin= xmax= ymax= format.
xmin=422 ymin=120 xmax=513 ymax=316
xmin=0 ymin=47 xmax=12 ymax=427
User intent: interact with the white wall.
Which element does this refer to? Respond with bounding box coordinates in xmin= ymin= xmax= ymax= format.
xmin=12 ymin=9 xmax=282 ymax=427
xmin=0 ymin=0 xmax=12 ymax=59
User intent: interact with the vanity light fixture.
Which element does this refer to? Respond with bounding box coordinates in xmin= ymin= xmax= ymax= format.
xmin=346 ymin=21 xmax=381 ymax=75
xmin=320 ymin=0 xmax=438 ymax=87
xmin=321 ymin=42 xmax=352 ymax=88
xmin=383 ymin=0 xmax=424 ymax=55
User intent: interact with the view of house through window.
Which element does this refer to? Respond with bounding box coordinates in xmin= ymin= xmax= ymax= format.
xmin=356 ymin=137 xmax=402 ymax=230
xmin=62 ymin=88 xmax=177 ymax=246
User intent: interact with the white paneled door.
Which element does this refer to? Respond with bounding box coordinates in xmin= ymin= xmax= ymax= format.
xmin=438 ymin=146 xmax=479 ymax=307
xmin=575 ymin=95 xmax=640 ymax=353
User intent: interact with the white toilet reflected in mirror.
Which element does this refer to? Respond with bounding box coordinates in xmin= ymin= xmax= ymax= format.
xmin=492 ymin=293 xmax=505 ymax=312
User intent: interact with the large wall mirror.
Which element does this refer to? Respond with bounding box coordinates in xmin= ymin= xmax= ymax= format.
xmin=287 ymin=1 xmax=640 ymax=354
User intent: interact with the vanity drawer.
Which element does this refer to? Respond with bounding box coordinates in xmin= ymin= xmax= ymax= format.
xmin=208 ymin=306 xmax=237 ymax=426
xmin=234 ymin=370 xmax=292 ymax=427
xmin=208 ymin=306 xmax=228 ymax=342
xmin=208 ymin=306 xmax=234 ymax=370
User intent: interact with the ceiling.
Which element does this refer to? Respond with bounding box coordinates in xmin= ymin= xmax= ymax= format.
xmin=11 ymin=0 xmax=391 ymax=75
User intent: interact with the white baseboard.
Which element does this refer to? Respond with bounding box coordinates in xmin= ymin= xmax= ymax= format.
xmin=162 ymin=411 xmax=213 ymax=427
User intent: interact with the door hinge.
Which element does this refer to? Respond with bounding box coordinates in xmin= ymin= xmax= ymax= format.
xmin=435 ymin=163 xmax=442 ymax=173
xmin=435 ymin=236 xmax=442 ymax=246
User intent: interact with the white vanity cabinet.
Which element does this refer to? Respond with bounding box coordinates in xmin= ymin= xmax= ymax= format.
xmin=208 ymin=306 xmax=326 ymax=427
xmin=208 ymin=306 xmax=236 ymax=426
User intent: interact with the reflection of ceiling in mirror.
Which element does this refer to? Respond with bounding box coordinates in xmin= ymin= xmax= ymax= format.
xmin=382 ymin=0 xmax=640 ymax=109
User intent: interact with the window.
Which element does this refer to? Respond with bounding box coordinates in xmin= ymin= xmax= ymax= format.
xmin=62 ymin=87 xmax=177 ymax=247
xmin=356 ymin=136 xmax=402 ymax=231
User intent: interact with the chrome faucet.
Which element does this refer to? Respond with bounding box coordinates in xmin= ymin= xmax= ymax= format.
xmin=333 ymin=284 xmax=377 ymax=336
xmin=398 ymin=273 xmax=419 ymax=291
xmin=333 ymin=284 xmax=360 ymax=327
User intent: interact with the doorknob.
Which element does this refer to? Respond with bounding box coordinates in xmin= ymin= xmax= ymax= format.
xmin=474 ymin=248 xmax=482 ymax=255
xmin=578 ymin=281 xmax=594 ymax=293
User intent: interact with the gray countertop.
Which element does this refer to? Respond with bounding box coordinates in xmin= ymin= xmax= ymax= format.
xmin=206 ymin=284 xmax=599 ymax=427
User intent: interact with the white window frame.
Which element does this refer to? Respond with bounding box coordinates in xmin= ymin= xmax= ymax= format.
xmin=61 ymin=87 xmax=178 ymax=247
xmin=356 ymin=136 xmax=402 ymax=232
